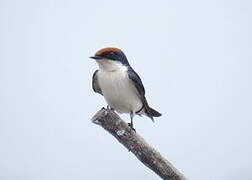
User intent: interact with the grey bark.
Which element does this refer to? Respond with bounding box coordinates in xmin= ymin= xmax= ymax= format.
xmin=91 ymin=108 xmax=187 ymax=180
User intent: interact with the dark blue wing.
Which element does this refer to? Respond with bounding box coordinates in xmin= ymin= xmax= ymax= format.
xmin=127 ymin=67 xmax=145 ymax=96
xmin=128 ymin=67 xmax=162 ymax=119
xmin=92 ymin=70 xmax=103 ymax=95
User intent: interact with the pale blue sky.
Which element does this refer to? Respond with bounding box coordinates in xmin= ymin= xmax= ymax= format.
xmin=0 ymin=0 xmax=251 ymax=179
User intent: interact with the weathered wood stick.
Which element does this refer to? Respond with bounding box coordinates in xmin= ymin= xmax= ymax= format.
xmin=91 ymin=108 xmax=187 ymax=180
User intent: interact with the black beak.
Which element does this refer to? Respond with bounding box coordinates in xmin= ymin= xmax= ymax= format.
xmin=90 ymin=55 xmax=102 ymax=60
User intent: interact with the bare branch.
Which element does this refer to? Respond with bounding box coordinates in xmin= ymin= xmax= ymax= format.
xmin=91 ymin=108 xmax=187 ymax=180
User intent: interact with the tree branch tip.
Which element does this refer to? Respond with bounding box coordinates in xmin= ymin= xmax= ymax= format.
xmin=91 ymin=107 xmax=108 ymax=125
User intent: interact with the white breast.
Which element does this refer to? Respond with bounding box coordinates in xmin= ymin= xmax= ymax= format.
xmin=97 ymin=64 xmax=142 ymax=114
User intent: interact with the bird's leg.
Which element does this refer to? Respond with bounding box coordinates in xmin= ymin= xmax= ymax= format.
xmin=128 ymin=111 xmax=136 ymax=132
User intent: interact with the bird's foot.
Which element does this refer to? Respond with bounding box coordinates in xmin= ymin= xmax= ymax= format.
xmin=127 ymin=123 xmax=136 ymax=132
xmin=106 ymin=105 xmax=114 ymax=111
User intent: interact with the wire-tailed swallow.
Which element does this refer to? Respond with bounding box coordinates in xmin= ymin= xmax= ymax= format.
xmin=90 ymin=47 xmax=161 ymax=131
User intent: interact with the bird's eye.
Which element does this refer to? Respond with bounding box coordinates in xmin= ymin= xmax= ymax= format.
xmin=109 ymin=51 xmax=116 ymax=56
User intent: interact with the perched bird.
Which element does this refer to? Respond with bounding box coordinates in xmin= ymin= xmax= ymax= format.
xmin=90 ymin=47 xmax=161 ymax=131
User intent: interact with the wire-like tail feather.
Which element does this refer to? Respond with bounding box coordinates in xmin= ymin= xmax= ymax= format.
xmin=145 ymin=106 xmax=162 ymax=122
xmin=148 ymin=107 xmax=162 ymax=117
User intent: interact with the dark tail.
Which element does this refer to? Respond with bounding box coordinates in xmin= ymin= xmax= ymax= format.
xmin=146 ymin=106 xmax=162 ymax=122
xmin=148 ymin=107 xmax=162 ymax=117
xmin=141 ymin=97 xmax=161 ymax=122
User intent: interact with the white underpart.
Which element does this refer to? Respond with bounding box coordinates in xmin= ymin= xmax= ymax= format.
xmin=96 ymin=59 xmax=143 ymax=114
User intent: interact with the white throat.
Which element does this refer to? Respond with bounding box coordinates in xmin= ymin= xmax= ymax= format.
xmin=96 ymin=59 xmax=124 ymax=72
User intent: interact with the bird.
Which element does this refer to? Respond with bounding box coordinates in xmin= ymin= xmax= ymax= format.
xmin=90 ymin=47 xmax=161 ymax=131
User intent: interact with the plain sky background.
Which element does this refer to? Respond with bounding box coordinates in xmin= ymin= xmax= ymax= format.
xmin=0 ymin=0 xmax=251 ymax=179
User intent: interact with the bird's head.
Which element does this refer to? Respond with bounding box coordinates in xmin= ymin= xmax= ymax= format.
xmin=90 ymin=47 xmax=130 ymax=71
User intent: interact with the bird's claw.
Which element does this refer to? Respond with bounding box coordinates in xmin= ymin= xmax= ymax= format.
xmin=106 ymin=105 xmax=115 ymax=111
xmin=128 ymin=123 xmax=136 ymax=132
